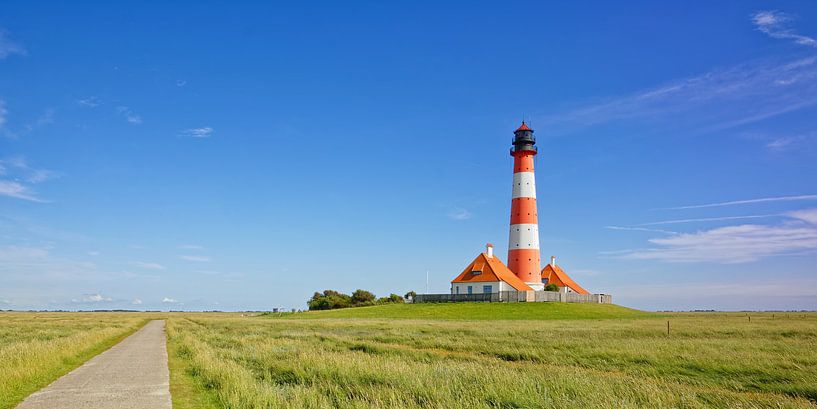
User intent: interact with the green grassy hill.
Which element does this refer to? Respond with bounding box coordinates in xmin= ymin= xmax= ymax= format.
xmin=277 ymin=302 xmax=652 ymax=320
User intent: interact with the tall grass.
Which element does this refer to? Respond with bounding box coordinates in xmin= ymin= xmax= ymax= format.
xmin=0 ymin=312 xmax=148 ymax=409
xmin=168 ymin=307 xmax=817 ymax=408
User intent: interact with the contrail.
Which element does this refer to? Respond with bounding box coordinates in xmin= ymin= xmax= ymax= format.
xmin=661 ymin=195 xmax=817 ymax=210
xmin=638 ymin=214 xmax=781 ymax=226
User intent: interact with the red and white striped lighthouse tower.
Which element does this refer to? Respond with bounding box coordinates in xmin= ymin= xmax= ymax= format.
xmin=507 ymin=121 xmax=543 ymax=290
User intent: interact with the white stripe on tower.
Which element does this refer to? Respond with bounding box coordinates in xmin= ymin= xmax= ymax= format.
xmin=511 ymin=172 xmax=536 ymax=199
xmin=508 ymin=223 xmax=540 ymax=249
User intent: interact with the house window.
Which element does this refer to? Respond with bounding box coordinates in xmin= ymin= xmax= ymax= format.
xmin=483 ymin=285 xmax=493 ymax=293
xmin=467 ymin=286 xmax=473 ymax=295
xmin=456 ymin=286 xmax=459 ymax=294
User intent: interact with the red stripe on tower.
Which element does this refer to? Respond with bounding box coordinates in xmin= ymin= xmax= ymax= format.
xmin=507 ymin=122 xmax=543 ymax=290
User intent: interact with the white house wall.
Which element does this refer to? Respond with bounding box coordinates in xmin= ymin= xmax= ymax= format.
xmin=451 ymin=281 xmax=502 ymax=294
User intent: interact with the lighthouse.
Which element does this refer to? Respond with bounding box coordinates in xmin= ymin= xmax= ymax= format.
xmin=508 ymin=122 xmax=543 ymax=290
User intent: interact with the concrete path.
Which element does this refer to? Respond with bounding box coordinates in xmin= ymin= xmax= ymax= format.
xmin=16 ymin=320 xmax=172 ymax=409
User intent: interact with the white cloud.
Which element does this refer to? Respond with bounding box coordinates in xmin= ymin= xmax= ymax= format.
xmin=0 ymin=180 xmax=46 ymax=202
xmin=537 ymin=57 xmax=817 ymax=136
xmin=0 ymin=156 xmax=56 ymax=202
xmin=132 ymin=298 xmax=142 ymax=305
xmin=133 ymin=261 xmax=167 ymax=270
xmin=73 ymin=293 xmax=113 ymax=303
xmin=788 ymin=208 xmax=817 ymax=224
xmin=764 ymin=132 xmax=815 ymax=151
xmin=162 ymin=297 xmax=178 ymax=303
xmin=116 ymin=106 xmax=142 ymax=124
xmin=752 ymin=10 xmax=817 ymax=48
xmin=663 ymin=195 xmax=817 ymax=210
xmin=447 ymin=207 xmax=473 ymax=220
xmin=179 ymin=255 xmax=211 ymax=262
xmin=176 ymin=80 xmax=187 ymax=87
xmin=88 ymin=251 xmax=100 ymax=256
xmin=604 ymin=226 xmax=678 ymax=235
xmin=766 ymin=136 xmax=797 ymax=150
xmin=181 ymin=127 xmax=213 ymax=138
xmin=0 ymin=30 xmax=25 ymax=59
xmin=612 ymin=222 xmax=817 ymax=263
xmin=77 ymin=97 xmax=101 ymax=107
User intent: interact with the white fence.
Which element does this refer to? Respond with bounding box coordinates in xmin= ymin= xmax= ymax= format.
xmin=413 ymin=291 xmax=612 ymax=304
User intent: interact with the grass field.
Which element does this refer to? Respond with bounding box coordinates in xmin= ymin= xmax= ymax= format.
xmin=167 ymin=304 xmax=817 ymax=408
xmin=0 ymin=312 xmax=149 ymax=409
xmin=275 ymin=302 xmax=653 ymax=320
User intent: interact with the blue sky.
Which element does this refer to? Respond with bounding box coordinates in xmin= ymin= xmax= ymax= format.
xmin=1 ymin=1 xmax=816 ymax=311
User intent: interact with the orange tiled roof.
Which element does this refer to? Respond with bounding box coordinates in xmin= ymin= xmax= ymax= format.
xmin=515 ymin=121 xmax=532 ymax=132
xmin=541 ymin=263 xmax=590 ymax=295
xmin=451 ymin=253 xmax=534 ymax=291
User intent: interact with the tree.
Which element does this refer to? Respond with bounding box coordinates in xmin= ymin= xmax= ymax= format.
xmin=351 ymin=289 xmax=376 ymax=306
xmin=544 ymin=283 xmax=559 ymax=292
xmin=404 ymin=291 xmax=417 ymax=300
xmin=308 ymin=290 xmax=352 ymax=310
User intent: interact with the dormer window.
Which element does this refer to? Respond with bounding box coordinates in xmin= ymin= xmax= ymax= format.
xmin=471 ymin=260 xmax=485 ymax=275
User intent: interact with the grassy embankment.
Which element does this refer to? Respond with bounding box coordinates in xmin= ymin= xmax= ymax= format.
xmin=0 ymin=312 xmax=149 ymax=409
xmin=167 ymin=303 xmax=817 ymax=408
xmin=279 ymin=301 xmax=652 ymax=320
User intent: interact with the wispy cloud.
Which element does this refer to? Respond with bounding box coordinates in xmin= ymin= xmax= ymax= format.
xmin=638 ymin=214 xmax=781 ymax=226
xmin=116 ymin=106 xmax=142 ymax=124
xmin=788 ymin=208 xmax=817 ymax=224
xmin=0 ymin=30 xmax=26 ymax=59
xmin=612 ymin=223 xmax=817 ymax=263
xmin=0 ymin=156 xmax=56 ymax=202
xmin=538 ymin=57 xmax=817 ymax=136
xmin=179 ymin=255 xmax=211 ymax=262
xmin=604 ymin=226 xmax=678 ymax=235
xmin=447 ymin=207 xmax=473 ymax=220
xmin=764 ymin=132 xmax=815 ymax=151
xmin=176 ymin=80 xmax=187 ymax=87
xmin=72 ymin=293 xmax=113 ymax=303
xmin=77 ymin=97 xmax=101 ymax=107
xmin=162 ymin=297 xmax=178 ymax=303
xmin=181 ymin=127 xmax=213 ymax=138
xmin=178 ymin=244 xmax=204 ymax=250
xmin=609 ymin=208 xmax=817 ymax=263
xmin=752 ymin=10 xmax=817 ymax=48
xmin=132 ymin=261 xmax=167 ymax=270
xmin=21 ymin=109 xmax=55 ymax=135
xmin=662 ymin=195 xmax=817 ymax=210
xmin=0 ymin=180 xmax=46 ymax=202
xmin=1 ymin=156 xmax=57 ymax=183
xmin=131 ymin=298 xmax=142 ymax=305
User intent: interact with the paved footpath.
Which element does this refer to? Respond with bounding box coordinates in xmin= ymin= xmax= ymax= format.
xmin=16 ymin=320 xmax=172 ymax=409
